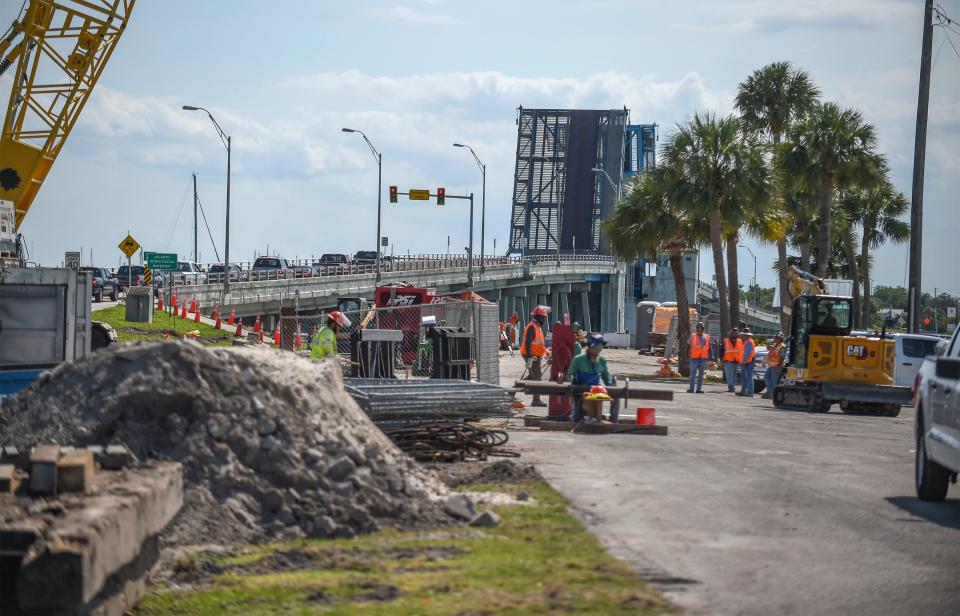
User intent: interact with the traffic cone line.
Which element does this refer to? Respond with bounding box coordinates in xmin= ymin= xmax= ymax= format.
xmin=228 ymin=306 xmax=236 ymax=326
xmin=157 ymin=296 xmax=165 ymax=311
xmin=194 ymin=309 xmax=201 ymax=323
xmin=211 ymin=308 xmax=219 ymax=322
xmin=171 ymin=294 xmax=178 ymax=308
xmin=180 ymin=305 xmax=187 ymax=319
xmin=235 ymin=320 xmax=243 ymax=337
xmin=189 ymin=298 xmax=198 ymax=313
xmin=253 ymin=314 xmax=262 ymax=333
xmin=273 ymin=323 xmax=281 ymax=346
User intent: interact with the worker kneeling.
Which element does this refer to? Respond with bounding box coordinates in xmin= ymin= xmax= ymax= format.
xmin=570 ymin=334 xmax=616 ymax=424
xmin=310 ymin=311 xmax=351 ymax=359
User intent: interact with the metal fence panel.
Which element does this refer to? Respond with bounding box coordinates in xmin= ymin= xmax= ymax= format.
xmin=475 ymin=302 xmax=500 ymax=384
xmin=279 ymin=301 xmax=477 ymax=378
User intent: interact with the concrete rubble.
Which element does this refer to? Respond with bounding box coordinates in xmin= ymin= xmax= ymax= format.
xmin=0 ymin=341 xmax=456 ymax=547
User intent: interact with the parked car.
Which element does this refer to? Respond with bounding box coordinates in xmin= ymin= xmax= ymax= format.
xmin=893 ymin=333 xmax=941 ymax=388
xmin=207 ymin=263 xmax=246 ymax=283
xmin=173 ymin=261 xmax=207 ymax=285
xmin=914 ymin=327 xmax=960 ymax=500
xmin=114 ymin=264 xmax=145 ymax=292
xmin=251 ymin=256 xmax=295 ymax=279
xmin=80 ymin=266 xmax=118 ymax=302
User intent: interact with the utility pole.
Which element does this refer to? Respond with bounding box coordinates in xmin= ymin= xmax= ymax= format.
xmin=934 ymin=287 xmax=938 ymax=333
xmin=192 ymin=172 xmax=198 ymax=263
xmin=908 ymin=0 xmax=933 ymax=333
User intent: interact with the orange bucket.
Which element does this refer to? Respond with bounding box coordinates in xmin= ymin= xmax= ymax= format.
xmin=636 ymin=408 xmax=656 ymax=426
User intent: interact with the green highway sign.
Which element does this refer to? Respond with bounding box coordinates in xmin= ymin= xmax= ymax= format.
xmin=144 ymin=251 xmax=177 ymax=270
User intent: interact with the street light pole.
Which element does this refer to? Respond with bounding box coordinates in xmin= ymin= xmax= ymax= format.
xmin=591 ymin=167 xmax=621 ymax=201
xmin=183 ymin=105 xmax=231 ymax=300
xmin=342 ymin=128 xmax=383 ymax=283
xmin=453 ymin=143 xmax=486 ymax=272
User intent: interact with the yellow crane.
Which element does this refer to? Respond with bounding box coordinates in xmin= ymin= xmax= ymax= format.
xmin=0 ymin=0 xmax=135 ymax=230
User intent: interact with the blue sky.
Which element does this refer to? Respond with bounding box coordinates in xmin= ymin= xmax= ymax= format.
xmin=5 ymin=0 xmax=959 ymax=294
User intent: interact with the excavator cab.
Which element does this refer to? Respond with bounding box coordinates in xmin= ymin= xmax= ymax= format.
xmin=788 ymin=295 xmax=853 ymax=369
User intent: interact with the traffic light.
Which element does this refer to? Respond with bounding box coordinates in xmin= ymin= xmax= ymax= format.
xmin=389 ymin=185 xmax=398 ymax=203
xmin=436 ymin=187 xmax=445 ymax=206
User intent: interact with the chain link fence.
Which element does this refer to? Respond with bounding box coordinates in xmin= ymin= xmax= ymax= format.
xmin=278 ymin=301 xmax=500 ymax=382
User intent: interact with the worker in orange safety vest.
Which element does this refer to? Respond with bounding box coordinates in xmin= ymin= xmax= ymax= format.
xmin=721 ymin=327 xmax=744 ymax=393
xmin=737 ymin=328 xmax=757 ymax=397
xmin=521 ymin=305 xmax=551 ymax=407
xmin=687 ymin=322 xmax=713 ymax=394
xmin=762 ymin=332 xmax=785 ymax=399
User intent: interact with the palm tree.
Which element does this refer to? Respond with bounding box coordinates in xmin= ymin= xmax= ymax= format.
xmin=736 ymin=61 xmax=820 ymax=331
xmin=782 ymin=102 xmax=879 ymax=278
xmin=661 ymin=113 xmax=772 ymax=337
xmin=603 ymin=169 xmax=704 ymax=377
xmin=838 ymin=174 xmax=910 ymax=326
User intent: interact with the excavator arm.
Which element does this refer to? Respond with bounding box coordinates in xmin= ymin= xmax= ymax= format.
xmin=0 ymin=0 xmax=135 ymax=229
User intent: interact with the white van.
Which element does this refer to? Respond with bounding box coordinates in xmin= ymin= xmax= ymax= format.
xmin=893 ymin=333 xmax=941 ymax=388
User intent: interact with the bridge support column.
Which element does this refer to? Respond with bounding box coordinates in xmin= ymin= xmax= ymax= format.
xmin=579 ymin=291 xmax=592 ymax=333
xmin=560 ymin=292 xmax=570 ymax=323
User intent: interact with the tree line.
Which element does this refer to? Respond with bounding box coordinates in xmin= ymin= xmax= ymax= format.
xmin=603 ymin=62 xmax=910 ymax=376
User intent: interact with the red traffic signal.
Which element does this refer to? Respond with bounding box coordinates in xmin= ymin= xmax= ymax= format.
xmin=437 ymin=187 xmax=445 ymax=206
xmin=389 ymin=185 xmax=398 ymax=203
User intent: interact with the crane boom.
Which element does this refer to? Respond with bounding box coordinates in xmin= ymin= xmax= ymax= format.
xmin=0 ymin=0 xmax=135 ymax=230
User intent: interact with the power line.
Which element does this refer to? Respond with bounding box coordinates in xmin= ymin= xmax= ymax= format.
xmin=195 ymin=193 xmax=221 ymax=263
xmin=938 ymin=23 xmax=960 ymax=61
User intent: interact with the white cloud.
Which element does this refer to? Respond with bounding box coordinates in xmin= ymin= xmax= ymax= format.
xmin=673 ymin=0 xmax=917 ymax=34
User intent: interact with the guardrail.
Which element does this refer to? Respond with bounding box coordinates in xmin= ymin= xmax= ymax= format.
xmin=171 ymin=253 xmax=621 ymax=288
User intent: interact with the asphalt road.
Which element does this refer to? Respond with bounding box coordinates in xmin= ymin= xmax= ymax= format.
xmin=506 ymin=356 xmax=960 ymax=615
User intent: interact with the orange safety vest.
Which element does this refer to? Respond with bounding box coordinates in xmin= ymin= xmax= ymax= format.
xmin=742 ymin=339 xmax=756 ymax=364
xmin=520 ymin=321 xmax=547 ymax=357
xmin=722 ymin=338 xmax=743 ymax=362
xmin=689 ymin=333 xmax=711 ymax=360
xmin=767 ymin=343 xmax=784 ymax=367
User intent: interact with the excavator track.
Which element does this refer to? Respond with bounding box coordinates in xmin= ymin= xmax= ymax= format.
xmin=773 ymin=384 xmax=831 ymax=413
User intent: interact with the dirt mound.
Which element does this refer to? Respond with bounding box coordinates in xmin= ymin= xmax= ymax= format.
xmin=0 ymin=342 xmax=451 ymax=545
xmin=434 ymin=460 xmax=542 ymax=488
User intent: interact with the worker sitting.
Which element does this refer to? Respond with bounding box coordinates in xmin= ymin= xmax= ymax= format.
xmin=521 ymin=305 xmax=551 ymax=407
xmin=310 ymin=310 xmax=351 ymax=359
xmin=569 ymin=334 xmax=615 ymax=424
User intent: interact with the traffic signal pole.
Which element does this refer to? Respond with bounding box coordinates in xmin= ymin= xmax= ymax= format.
xmin=394 ymin=188 xmax=473 ymax=285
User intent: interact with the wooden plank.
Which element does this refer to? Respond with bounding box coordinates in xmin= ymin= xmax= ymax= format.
xmin=514 ymin=381 xmax=674 ymax=401
xmin=0 ymin=464 xmax=20 ymax=494
xmin=538 ymin=420 xmax=668 ymax=436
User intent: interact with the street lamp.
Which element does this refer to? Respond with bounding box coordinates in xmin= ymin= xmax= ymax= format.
xmin=591 ymin=167 xmax=621 ymax=201
xmin=183 ymin=105 xmax=231 ymax=300
xmin=342 ymin=128 xmax=383 ymax=283
xmin=739 ymin=244 xmax=757 ymax=309
xmin=453 ymin=143 xmax=486 ymax=272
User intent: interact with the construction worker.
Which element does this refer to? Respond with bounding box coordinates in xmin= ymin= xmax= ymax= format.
xmin=687 ymin=322 xmax=712 ymax=394
xmin=722 ymin=327 xmax=743 ymax=393
xmin=737 ymin=328 xmax=756 ymax=397
xmin=572 ymin=322 xmax=585 ymax=356
xmin=310 ymin=310 xmax=351 ymax=359
xmin=520 ymin=305 xmax=551 ymax=407
xmin=570 ymin=334 xmax=613 ymax=423
xmin=762 ymin=333 xmax=785 ymax=399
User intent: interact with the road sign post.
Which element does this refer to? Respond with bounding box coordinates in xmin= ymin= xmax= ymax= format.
xmin=144 ymin=252 xmax=178 ymax=271
xmin=118 ymin=234 xmax=140 ymax=291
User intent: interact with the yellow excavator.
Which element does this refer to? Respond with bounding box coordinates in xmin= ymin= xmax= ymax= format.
xmin=1 ymin=0 xmax=135 ymax=232
xmin=773 ymin=267 xmax=913 ymax=416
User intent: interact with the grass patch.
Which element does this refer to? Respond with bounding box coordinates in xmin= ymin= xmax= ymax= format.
xmin=136 ymin=481 xmax=672 ymax=615
xmin=93 ymin=304 xmax=235 ymax=346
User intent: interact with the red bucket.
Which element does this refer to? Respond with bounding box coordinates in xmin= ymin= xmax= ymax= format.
xmin=636 ymin=407 xmax=656 ymax=426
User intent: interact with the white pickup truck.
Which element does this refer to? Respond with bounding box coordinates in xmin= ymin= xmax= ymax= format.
xmin=914 ymin=327 xmax=960 ymax=500
xmin=172 ymin=261 xmax=207 ymax=285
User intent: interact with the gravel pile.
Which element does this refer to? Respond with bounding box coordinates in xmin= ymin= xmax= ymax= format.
xmin=0 ymin=342 xmax=452 ymax=546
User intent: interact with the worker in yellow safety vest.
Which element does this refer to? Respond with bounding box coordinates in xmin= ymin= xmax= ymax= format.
xmin=762 ymin=332 xmax=785 ymax=399
xmin=310 ymin=310 xmax=351 ymax=359
xmin=721 ymin=327 xmax=743 ymax=393
xmin=687 ymin=322 xmax=713 ymax=394
xmin=520 ymin=305 xmax=551 ymax=407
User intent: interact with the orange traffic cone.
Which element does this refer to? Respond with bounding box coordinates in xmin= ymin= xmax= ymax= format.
xmin=215 ymin=314 xmax=223 ymax=329
xmin=234 ymin=320 xmax=243 ymax=337
xmin=180 ymin=304 xmax=188 ymax=319
xmin=273 ymin=323 xmax=281 ymax=346
xmin=258 ymin=330 xmax=265 ymax=344
xmin=253 ymin=314 xmax=262 ymax=333
xmin=171 ymin=294 xmax=178 ymax=308
xmin=227 ymin=306 xmax=236 ymax=326
xmin=294 ymin=322 xmax=303 ymax=349
xmin=211 ymin=307 xmax=219 ymax=322
xmin=194 ymin=309 xmax=201 ymax=323
xmin=189 ymin=298 xmax=197 ymax=313
xmin=157 ymin=296 xmax=165 ymax=311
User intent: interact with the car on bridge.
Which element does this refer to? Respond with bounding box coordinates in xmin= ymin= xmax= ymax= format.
xmin=173 ymin=261 xmax=207 ymax=285
xmin=316 ymin=253 xmax=350 ymax=274
xmin=251 ymin=256 xmax=295 ymax=280
xmin=914 ymin=326 xmax=960 ymax=501
xmin=353 ymin=250 xmax=383 ymax=267
xmin=207 ymin=263 xmax=246 ymax=283
xmin=80 ymin=266 xmax=118 ymax=302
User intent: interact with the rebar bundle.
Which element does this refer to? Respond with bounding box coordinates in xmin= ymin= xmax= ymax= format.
xmin=382 ymin=420 xmax=517 ymax=462
xmin=344 ymin=379 xmax=515 ymax=423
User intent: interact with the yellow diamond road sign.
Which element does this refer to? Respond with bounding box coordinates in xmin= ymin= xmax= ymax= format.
xmin=118 ymin=234 xmax=140 ymax=258
xmin=408 ymin=189 xmax=430 ymax=201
